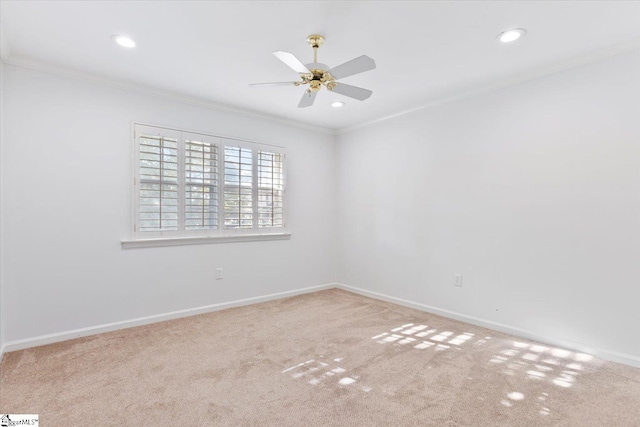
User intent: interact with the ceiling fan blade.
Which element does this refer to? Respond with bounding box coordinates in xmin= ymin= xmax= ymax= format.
xmin=298 ymin=91 xmax=317 ymax=108
xmin=330 ymin=83 xmax=372 ymax=101
xmin=273 ymin=51 xmax=311 ymax=74
xmin=328 ymin=55 xmax=376 ymax=80
xmin=249 ymin=82 xmax=300 ymax=88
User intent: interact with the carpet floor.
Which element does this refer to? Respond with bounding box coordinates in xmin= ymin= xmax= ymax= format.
xmin=1 ymin=288 xmax=639 ymax=426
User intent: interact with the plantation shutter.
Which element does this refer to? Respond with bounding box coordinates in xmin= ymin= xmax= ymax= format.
xmin=133 ymin=124 xmax=285 ymax=240
xmin=257 ymin=150 xmax=284 ymax=228
xmin=136 ymin=127 xmax=180 ymax=233
xmin=184 ymin=134 xmax=219 ymax=230
xmin=223 ymin=144 xmax=254 ymax=229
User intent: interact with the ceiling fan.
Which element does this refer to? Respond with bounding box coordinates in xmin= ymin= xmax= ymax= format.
xmin=250 ymin=34 xmax=376 ymax=108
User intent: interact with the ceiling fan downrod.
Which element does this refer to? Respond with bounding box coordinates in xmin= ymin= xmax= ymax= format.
xmin=306 ymin=34 xmax=324 ymax=63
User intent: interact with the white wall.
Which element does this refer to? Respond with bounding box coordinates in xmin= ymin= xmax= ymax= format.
xmin=3 ymin=49 xmax=639 ymax=366
xmin=337 ymin=50 xmax=640 ymax=363
xmin=1 ymin=64 xmax=337 ymax=342
xmin=0 ymin=59 xmax=5 ymax=354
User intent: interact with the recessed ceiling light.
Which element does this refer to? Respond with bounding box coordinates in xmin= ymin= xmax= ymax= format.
xmin=112 ymin=35 xmax=136 ymax=48
xmin=331 ymin=101 xmax=345 ymax=108
xmin=497 ymin=28 xmax=526 ymax=43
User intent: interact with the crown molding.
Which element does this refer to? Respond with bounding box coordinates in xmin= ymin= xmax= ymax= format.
xmin=337 ymin=39 xmax=640 ymax=135
xmin=1 ymin=55 xmax=336 ymax=136
xmin=3 ymin=36 xmax=640 ymax=138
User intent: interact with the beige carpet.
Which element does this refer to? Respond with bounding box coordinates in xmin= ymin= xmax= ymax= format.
xmin=1 ymin=289 xmax=639 ymax=426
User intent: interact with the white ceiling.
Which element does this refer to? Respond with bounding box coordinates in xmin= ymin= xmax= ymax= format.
xmin=1 ymin=1 xmax=640 ymax=131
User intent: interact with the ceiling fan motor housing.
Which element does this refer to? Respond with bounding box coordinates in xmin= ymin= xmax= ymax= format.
xmin=301 ymin=62 xmax=336 ymax=92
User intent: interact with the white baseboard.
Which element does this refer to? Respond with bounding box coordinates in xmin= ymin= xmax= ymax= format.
xmin=4 ymin=282 xmax=639 ymax=370
xmin=1 ymin=283 xmax=337 ymax=355
xmin=335 ymin=283 xmax=640 ymax=369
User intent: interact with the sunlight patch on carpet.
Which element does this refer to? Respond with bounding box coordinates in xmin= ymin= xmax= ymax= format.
xmin=372 ymin=324 xmax=483 ymax=354
xmin=282 ymin=356 xmax=372 ymax=393
xmin=491 ymin=341 xmax=593 ymax=390
xmin=486 ymin=340 xmax=601 ymax=419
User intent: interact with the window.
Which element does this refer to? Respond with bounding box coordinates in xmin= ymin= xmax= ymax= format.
xmin=133 ymin=124 xmax=285 ymax=241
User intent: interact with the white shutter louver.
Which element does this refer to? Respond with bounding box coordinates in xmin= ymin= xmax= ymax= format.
xmin=223 ymin=146 xmax=253 ymax=229
xmin=185 ymin=138 xmax=218 ymax=230
xmin=138 ymin=134 xmax=179 ymax=232
xmin=258 ymin=151 xmax=284 ymax=228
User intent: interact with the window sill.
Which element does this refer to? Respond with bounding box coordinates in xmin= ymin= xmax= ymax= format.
xmin=121 ymin=232 xmax=291 ymax=249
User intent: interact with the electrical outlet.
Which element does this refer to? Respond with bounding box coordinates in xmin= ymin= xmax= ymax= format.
xmin=454 ymin=274 xmax=463 ymax=287
xmin=216 ymin=268 xmax=223 ymax=280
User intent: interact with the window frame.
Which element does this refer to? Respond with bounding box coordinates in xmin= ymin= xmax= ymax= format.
xmin=130 ymin=123 xmax=287 ymax=244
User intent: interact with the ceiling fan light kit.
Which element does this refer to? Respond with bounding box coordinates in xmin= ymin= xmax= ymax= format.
xmin=250 ymin=34 xmax=376 ymax=108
